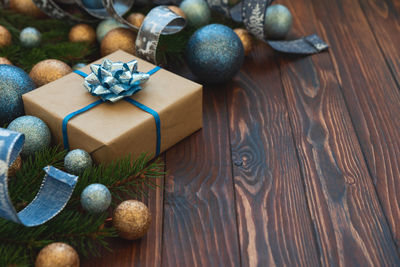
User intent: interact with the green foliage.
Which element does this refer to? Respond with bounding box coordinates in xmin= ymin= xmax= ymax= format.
xmin=0 ymin=147 xmax=164 ymax=266
xmin=0 ymin=9 xmax=97 ymax=72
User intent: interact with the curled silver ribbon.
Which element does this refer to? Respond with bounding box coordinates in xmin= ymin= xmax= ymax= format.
xmin=75 ymin=0 xmax=133 ymax=20
xmin=208 ymin=0 xmax=329 ymax=54
xmin=84 ymin=59 xmax=150 ymax=102
xmin=0 ymin=128 xmax=78 ymax=227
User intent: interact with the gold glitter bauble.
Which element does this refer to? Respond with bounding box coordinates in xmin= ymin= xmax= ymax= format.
xmin=101 ymin=28 xmax=136 ymax=57
xmin=113 ymin=200 xmax=151 ymax=240
xmin=69 ymin=24 xmax=96 ymax=43
xmin=0 ymin=26 xmax=12 ymax=48
xmin=9 ymin=0 xmax=45 ymax=17
xmin=127 ymin=13 xmax=145 ymax=28
xmin=8 ymin=155 xmax=22 ymax=177
xmin=234 ymin=28 xmax=253 ymax=56
xmin=0 ymin=57 xmax=12 ymax=65
xmin=168 ymin=6 xmax=186 ymax=19
xmin=35 ymin=242 xmax=79 ymax=267
xmin=30 ymin=59 xmax=72 ymax=87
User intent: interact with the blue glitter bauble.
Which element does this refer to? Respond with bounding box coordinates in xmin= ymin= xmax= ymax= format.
xmin=264 ymin=4 xmax=293 ymax=40
xmin=0 ymin=65 xmax=36 ymax=125
xmin=180 ymin=0 xmax=211 ymax=28
xmin=7 ymin=116 xmax=51 ymax=157
xmin=82 ymin=0 xmax=103 ymax=9
xmin=73 ymin=63 xmax=86 ymax=70
xmin=81 ymin=183 xmax=111 ymax=213
xmin=96 ymin=19 xmax=124 ymax=42
xmin=64 ymin=149 xmax=93 ymax=175
xmin=20 ymin=27 xmax=41 ymax=48
xmin=186 ymin=24 xmax=244 ymax=84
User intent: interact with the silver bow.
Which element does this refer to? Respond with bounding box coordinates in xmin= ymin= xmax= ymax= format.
xmin=84 ymin=59 xmax=150 ymax=103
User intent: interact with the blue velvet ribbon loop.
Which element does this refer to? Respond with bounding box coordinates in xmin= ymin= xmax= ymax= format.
xmin=62 ymin=63 xmax=162 ymax=157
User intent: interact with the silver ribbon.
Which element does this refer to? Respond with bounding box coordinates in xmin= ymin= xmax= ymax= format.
xmin=84 ymin=59 xmax=150 ymax=102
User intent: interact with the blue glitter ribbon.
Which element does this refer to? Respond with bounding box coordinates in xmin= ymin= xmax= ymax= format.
xmin=0 ymin=128 xmax=78 ymax=227
xmin=63 ymin=59 xmax=162 ymax=156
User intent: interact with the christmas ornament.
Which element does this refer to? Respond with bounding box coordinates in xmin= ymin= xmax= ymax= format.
xmin=0 ymin=65 xmax=36 ymax=125
xmin=234 ymin=28 xmax=253 ymax=56
xmin=113 ymin=200 xmax=151 ymax=240
xmin=64 ymin=149 xmax=93 ymax=175
xmin=69 ymin=24 xmax=96 ymax=43
xmin=7 ymin=115 xmax=51 ymax=157
xmin=10 ymin=0 xmax=44 ymax=17
xmin=82 ymin=0 xmax=102 ymax=9
xmin=8 ymin=155 xmax=22 ymax=177
xmin=35 ymin=242 xmax=79 ymax=267
xmin=0 ymin=57 xmax=12 ymax=65
xmin=101 ymin=28 xmax=136 ymax=57
xmin=168 ymin=5 xmax=186 ymax=19
xmin=264 ymin=4 xmax=292 ymax=40
xmin=179 ymin=0 xmax=210 ymax=28
xmin=30 ymin=59 xmax=72 ymax=86
xmin=80 ymin=183 xmax=111 ymax=213
xmin=19 ymin=27 xmax=41 ymax=48
xmin=186 ymin=24 xmax=244 ymax=83
xmin=0 ymin=25 xmax=12 ymax=48
xmin=96 ymin=19 xmax=123 ymax=42
xmin=73 ymin=63 xmax=86 ymax=70
xmin=127 ymin=13 xmax=145 ymax=28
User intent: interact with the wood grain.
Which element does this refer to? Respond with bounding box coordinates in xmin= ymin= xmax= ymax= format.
xmin=162 ymin=82 xmax=241 ymax=266
xmin=83 ymin=171 xmax=165 ymax=267
xmin=305 ymin=0 xmax=400 ymax=252
xmin=278 ymin=0 xmax=400 ymax=265
xmin=227 ymin=43 xmax=320 ymax=266
xmin=358 ymin=0 xmax=400 ymax=87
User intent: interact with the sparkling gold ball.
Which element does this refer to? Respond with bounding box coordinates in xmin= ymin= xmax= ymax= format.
xmin=30 ymin=59 xmax=72 ymax=87
xmin=234 ymin=28 xmax=253 ymax=56
xmin=8 ymin=155 xmax=22 ymax=177
xmin=69 ymin=24 xmax=96 ymax=43
xmin=113 ymin=200 xmax=151 ymax=240
xmin=168 ymin=5 xmax=186 ymax=19
xmin=0 ymin=57 xmax=12 ymax=65
xmin=35 ymin=242 xmax=79 ymax=267
xmin=126 ymin=13 xmax=145 ymax=28
xmin=100 ymin=28 xmax=136 ymax=57
xmin=9 ymin=0 xmax=45 ymax=17
xmin=0 ymin=25 xmax=12 ymax=48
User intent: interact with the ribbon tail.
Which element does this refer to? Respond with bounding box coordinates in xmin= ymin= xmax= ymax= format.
xmin=267 ymin=34 xmax=329 ymax=54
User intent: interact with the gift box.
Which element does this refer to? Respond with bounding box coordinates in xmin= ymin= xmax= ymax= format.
xmin=22 ymin=50 xmax=203 ymax=163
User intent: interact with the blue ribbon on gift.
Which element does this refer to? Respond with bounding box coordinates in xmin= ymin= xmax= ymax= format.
xmin=62 ymin=59 xmax=162 ymax=156
xmin=0 ymin=128 xmax=78 ymax=226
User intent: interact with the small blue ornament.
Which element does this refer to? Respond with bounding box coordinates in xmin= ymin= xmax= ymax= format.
xmin=20 ymin=27 xmax=41 ymax=48
xmin=96 ymin=19 xmax=124 ymax=42
xmin=186 ymin=24 xmax=244 ymax=84
xmin=180 ymin=0 xmax=211 ymax=28
xmin=73 ymin=63 xmax=87 ymax=70
xmin=264 ymin=4 xmax=293 ymax=40
xmin=64 ymin=149 xmax=93 ymax=175
xmin=0 ymin=65 xmax=36 ymax=125
xmin=82 ymin=0 xmax=103 ymax=9
xmin=81 ymin=183 xmax=111 ymax=213
xmin=7 ymin=115 xmax=51 ymax=157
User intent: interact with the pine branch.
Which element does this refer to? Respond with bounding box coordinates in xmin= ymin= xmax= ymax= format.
xmin=0 ymin=146 xmax=164 ymax=266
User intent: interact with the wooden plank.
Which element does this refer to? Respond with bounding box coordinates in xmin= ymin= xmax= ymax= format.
xmin=304 ymin=0 xmax=400 ymax=252
xmin=227 ymin=43 xmax=320 ymax=266
xmin=82 ymin=171 xmax=165 ymax=267
xmin=278 ymin=0 xmax=400 ymax=265
xmin=162 ymin=84 xmax=241 ymax=266
xmin=358 ymin=0 xmax=400 ymax=87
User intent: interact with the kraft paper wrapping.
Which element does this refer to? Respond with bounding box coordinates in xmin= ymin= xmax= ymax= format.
xmin=22 ymin=50 xmax=203 ymax=163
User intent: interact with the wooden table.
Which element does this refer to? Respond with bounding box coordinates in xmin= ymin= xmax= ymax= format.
xmin=84 ymin=0 xmax=400 ymax=265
